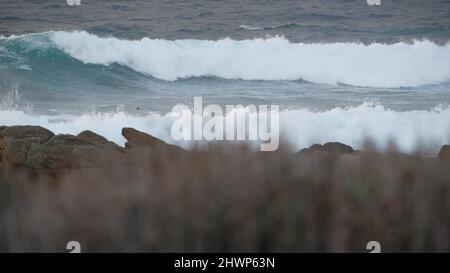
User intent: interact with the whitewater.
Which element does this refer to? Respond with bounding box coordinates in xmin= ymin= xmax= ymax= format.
xmin=2 ymin=31 xmax=450 ymax=88
xmin=1 ymin=31 xmax=450 ymax=153
xmin=51 ymin=31 xmax=450 ymax=88
xmin=0 ymin=102 xmax=449 ymax=153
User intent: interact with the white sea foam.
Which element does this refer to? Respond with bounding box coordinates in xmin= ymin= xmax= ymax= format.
xmin=238 ymin=25 xmax=265 ymax=30
xmin=1 ymin=102 xmax=449 ymax=153
xmin=48 ymin=31 xmax=450 ymax=88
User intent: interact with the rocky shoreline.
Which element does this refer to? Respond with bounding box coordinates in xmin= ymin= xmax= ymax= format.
xmin=0 ymin=126 xmax=183 ymax=170
xmin=0 ymin=125 xmax=449 ymax=170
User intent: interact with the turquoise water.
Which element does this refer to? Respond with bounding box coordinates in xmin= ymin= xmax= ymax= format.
xmin=0 ymin=0 xmax=449 ymax=152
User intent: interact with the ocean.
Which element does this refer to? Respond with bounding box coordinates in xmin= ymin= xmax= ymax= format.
xmin=1 ymin=0 xmax=450 ymax=152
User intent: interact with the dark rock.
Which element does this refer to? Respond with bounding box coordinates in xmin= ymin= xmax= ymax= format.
xmin=121 ymin=128 xmax=183 ymax=166
xmin=3 ymin=139 xmax=33 ymax=165
xmin=46 ymin=134 xmax=91 ymax=146
xmin=2 ymin=131 xmax=124 ymax=169
xmin=323 ymin=142 xmax=354 ymax=155
xmin=25 ymin=134 xmax=125 ymax=169
xmin=77 ymin=130 xmax=110 ymax=144
xmin=122 ymin=127 xmax=180 ymax=151
xmin=0 ymin=126 xmax=54 ymax=143
xmin=0 ymin=126 xmax=54 ymax=163
xmin=1 ymin=126 xmax=183 ymax=169
xmin=77 ymin=130 xmax=124 ymax=152
xmin=122 ymin=128 xmax=165 ymax=147
xmin=438 ymin=145 xmax=450 ymax=160
xmin=298 ymin=144 xmax=322 ymax=153
xmin=297 ymin=142 xmax=354 ymax=157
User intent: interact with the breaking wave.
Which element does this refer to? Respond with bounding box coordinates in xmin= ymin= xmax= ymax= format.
xmin=1 ymin=31 xmax=450 ymax=88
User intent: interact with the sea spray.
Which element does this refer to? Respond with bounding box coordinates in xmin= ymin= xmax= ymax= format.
xmin=0 ymin=102 xmax=448 ymax=153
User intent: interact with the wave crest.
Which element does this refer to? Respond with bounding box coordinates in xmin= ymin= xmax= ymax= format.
xmin=2 ymin=31 xmax=450 ymax=87
xmin=47 ymin=31 xmax=450 ymax=88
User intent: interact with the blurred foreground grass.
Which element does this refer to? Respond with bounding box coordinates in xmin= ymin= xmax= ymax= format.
xmin=0 ymin=145 xmax=449 ymax=253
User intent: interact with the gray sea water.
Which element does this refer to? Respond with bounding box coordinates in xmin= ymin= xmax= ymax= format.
xmin=0 ymin=0 xmax=450 ymax=151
